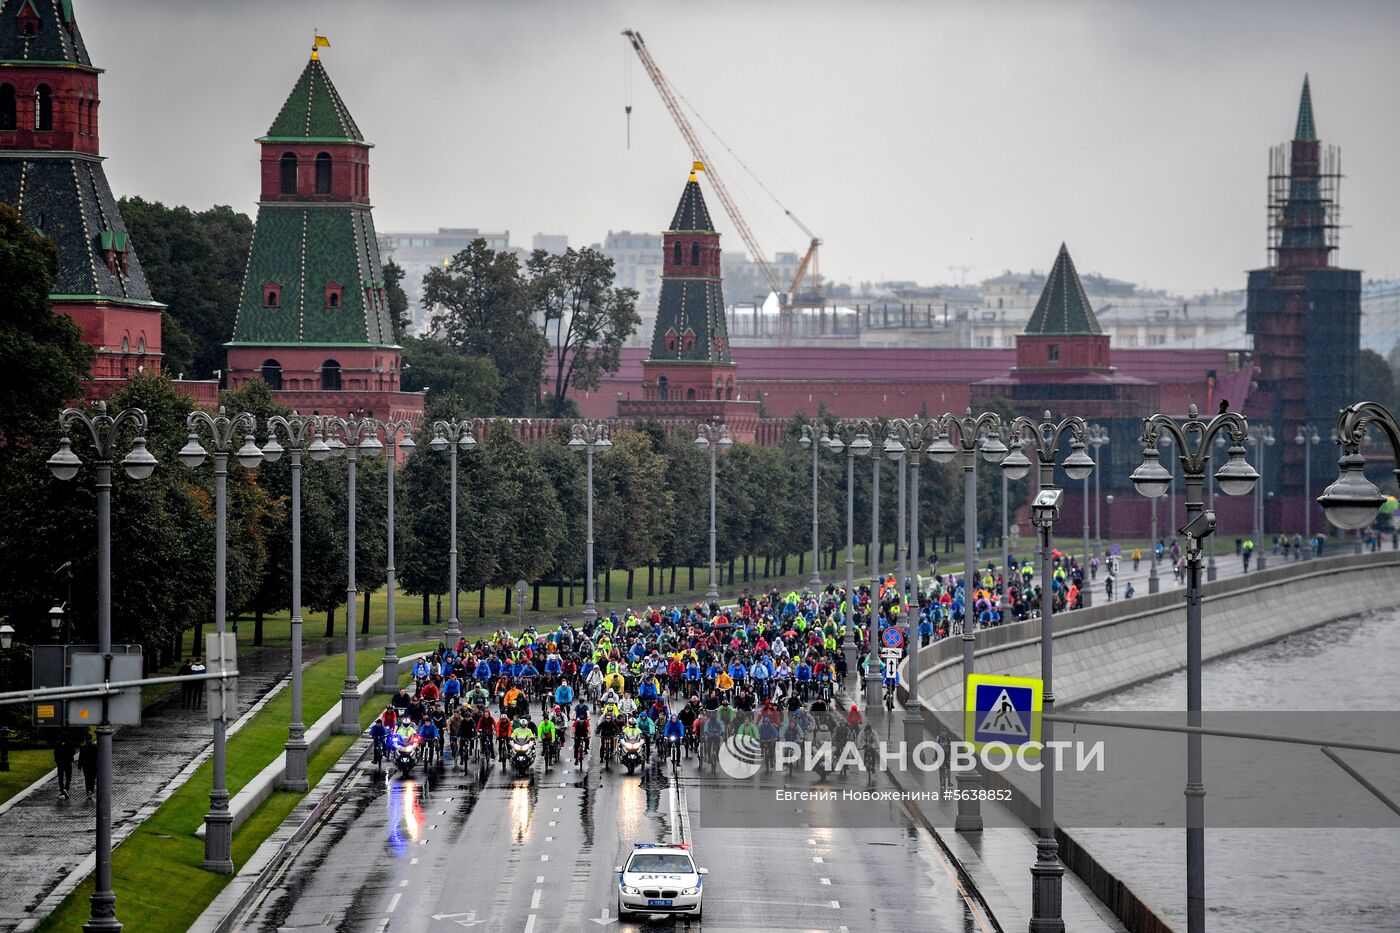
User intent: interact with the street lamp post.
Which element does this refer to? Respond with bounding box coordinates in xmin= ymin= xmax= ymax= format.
xmin=859 ymin=419 xmax=897 ymax=712
xmin=1088 ymin=424 xmax=1108 ymax=562
xmin=0 ymin=624 xmax=11 ymax=772
xmin=798 ymin=422 xmax=824 ymax=589
xmin=569 ymin=421 xmax=613 ymax=622
xmin=695 ymin=422 xmax=732 ymax=605
xmin=322 ymin=414 xmax=383 ymax=734
xmin=1149 ymin=488 xmax=1161 ymax=594
xmin=374 ymin=419 xmax=416 ymax=689
xmin=261 ymin=413 xmax=327 ymax=791
xmin=430 ymin=419 xmax=479 ymax=643
xmin=1318 ymin=402 xmax=1399 ymax=537
xmin=1247 ymin=425 xmax=1275 ymax=570
xmin=826 ymin=422 xmax=873 ymax=696
xmin=1132 ymin=403 xmax=1257 ymax=933
xmin=181 ymin=407 xmax=263 ymax=873
xmin=49 ymin=401 xmax=157 ymax=929
xmin=928 ymin=408 xmax=1007 ymax=833
xmin=1003 ymin=410 xmax=1094 ymax=933
xmin=1296 ymin=425 xmax=1321 ymax=558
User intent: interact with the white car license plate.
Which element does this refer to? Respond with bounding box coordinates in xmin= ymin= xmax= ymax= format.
xmin=647 ymin=899 xmax=673 ymax=907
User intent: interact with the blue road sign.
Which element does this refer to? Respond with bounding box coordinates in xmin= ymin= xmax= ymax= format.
xmin=964 ymin=673 xmax=1043 ymax=751
xmin=882 ymin=627 xmax=904 ymax=649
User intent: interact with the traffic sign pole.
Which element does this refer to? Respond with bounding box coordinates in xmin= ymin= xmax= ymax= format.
xmin=1030 ymin=496 xmax=1065 ymax=932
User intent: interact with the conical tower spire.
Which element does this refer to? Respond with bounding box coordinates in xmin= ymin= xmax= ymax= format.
xmin=1294 ymin=74 xmax=1316 ymax=141
xmin=1023 ymin=243 xmax=1103 ymax=336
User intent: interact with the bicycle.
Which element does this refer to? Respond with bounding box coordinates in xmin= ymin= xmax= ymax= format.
xmin=883 ymin=682 xmax=896 ymax=712
xmin=573 ymin=734 xmax=589 ymax=769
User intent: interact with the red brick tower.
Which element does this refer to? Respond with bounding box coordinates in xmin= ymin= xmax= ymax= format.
xmin=0 ymin=0 xmax=167 ymax=399
xmin=618 ymin=168 xmax=758 ymax=439
xmin=224 ymin=44 xmax=422 ymax=426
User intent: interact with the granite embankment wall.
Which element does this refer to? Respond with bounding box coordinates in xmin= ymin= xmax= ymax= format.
xmin=904 ymin=548 xmax=1400 ymax=933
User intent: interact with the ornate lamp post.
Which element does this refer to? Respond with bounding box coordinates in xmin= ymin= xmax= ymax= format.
xmin=695 ymin=422 xmax=732 ymax=605
xmin=823 ymin=422 xmax=872 ymax=681
xmin=1295 ymin=424 xmax=1322 ymax=558
xmin=798 ymin=421 xmax=824 ymax=589
xmin=1317 ymin=402 xmax=1397 ymax=534
xmin=1003 ymin=411 xmax=1093 ymax=933
xmin=261 ymin=413 xmax=328 ymax=791
xmin=49 ymin=402 xmax=157 ymax=929
xmin=1246 ymin=425 xmax=1275 ymax=569
xmin=429 ymin=419 xmax=479 ymax=644
xmin=568 ymin=421 xmax=612 ymax=622
xmin=373 ymin=419 xmax=415 ymax=688
xmin=180 ymin=407 xmax=262 ymax=874
xmin=322 ymin=414 xmax=383 ymax=734
xmin=927 ymin=408 xmax=1006 ymax=833
xmin=1131 ymin=403 xmax=1257 ymax=933
xmin=856 ymin=418 xmax=898 ymax=712
xmin=0 ymin=623 xmax=11 ymax=772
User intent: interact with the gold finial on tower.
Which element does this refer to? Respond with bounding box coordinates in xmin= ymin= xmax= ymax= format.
xmin=311 ymin=33 xmax=330 ymax=61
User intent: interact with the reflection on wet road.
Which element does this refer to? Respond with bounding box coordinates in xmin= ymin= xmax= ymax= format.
xmin=242 ymin=733 xmax=988 ymax=933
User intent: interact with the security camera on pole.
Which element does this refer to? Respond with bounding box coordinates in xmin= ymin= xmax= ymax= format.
xmin=48 ymin=401 xmax=158 ymax=930
xmin=179 ymin=406 xmax=264 ymax=874
xmin=1002 ymin=411 xmax=1095 ymax=933
xmin=261 ymin=413 xmax=327 ymax=791
xmin=1131 ymin=402 xmax=1257 ymax=933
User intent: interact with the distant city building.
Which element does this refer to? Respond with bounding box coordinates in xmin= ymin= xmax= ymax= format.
xmin=379 ymin=227 xmax=512 ymax=332
xmin=598 ymin=229 xmax=664 ymax=345
xmin=531 ymin=232 xmax=568 ymax=254
xmin=225 ymin=48 xmax=422 ymax=427
xmin=1361 ymin=280 xmax=1400 ymax=356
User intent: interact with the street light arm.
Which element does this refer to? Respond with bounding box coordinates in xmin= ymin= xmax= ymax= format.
xmin=1141 ymin=406 xmax=1249 ymax=474
xmin=1006 ymin=413 xmax=1088 ymax=468
xmin=266 ymin=413 xmax=321 ymax=448
xmin=187 ymin=407 xmax=257 ymax=452
xmin=1335 ymin=401 xmax=1400 ymax=459
xmin=60 ymin=404 xmax=150 ymax=458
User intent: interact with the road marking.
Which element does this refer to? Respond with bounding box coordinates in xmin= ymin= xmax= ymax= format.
xmin=557 ymin=794 xmax=564 ymax=799
xmin=536 ymin=875 xmax=545 ymax=884
xmin=813 ymin=856 xmax=824 ymax=863
xmin=399 ymin=879 xmax=409 ymax=887
xmin=820 ymin=877 xmax=831 ymax=885
xmin=375 ymin=920 xmax=389 ymax=933
xmin=831 ymin=900 xmax=841 ymax=909
xmin=541 ymin=854 xmax=550 ymax=861
xmin=531 ymin=889 xmax=542 ymax=909
xmin=807 ymin=838 xmax=816 ymax=845
xmin=386 ymin=892 xmax=401 ymax=913
xmin=552 ymin=807 xmax=560 ymax=813
xmin=411 ymin=857 xmax=419 ymax=865
xmin=524 ymin=913 xmax=537 ymax=933
xmin=549 ymin=820 xmax=557 ymax=827
xmin=546 ymin=836 xmax=554 ymax=842
xmin=591 ymin=906 xmax=617 ymax=925
xmin=439 ymin=809 xmax=447 ymax=815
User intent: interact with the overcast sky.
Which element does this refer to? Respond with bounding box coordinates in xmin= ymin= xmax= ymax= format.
xmin=82 ymin=0 xmax=1400 ymax=295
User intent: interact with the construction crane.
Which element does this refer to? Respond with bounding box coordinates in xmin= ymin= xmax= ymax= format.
xmin=623 ymin=28 xmax=822 ymax=316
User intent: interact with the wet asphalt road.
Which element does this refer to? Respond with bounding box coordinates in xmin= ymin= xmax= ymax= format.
xmin=241 ymin=716 xmax=990 ymax=933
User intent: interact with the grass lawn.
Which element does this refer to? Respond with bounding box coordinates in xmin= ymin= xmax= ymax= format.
xmin=0 ymin=747 xmax=57 ymax=807
xmin=35 ymin=639 xmax=436 ymax=932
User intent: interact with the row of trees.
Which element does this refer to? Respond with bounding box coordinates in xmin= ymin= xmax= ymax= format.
xmin=122 ymin=198 xmax=641 ymax=419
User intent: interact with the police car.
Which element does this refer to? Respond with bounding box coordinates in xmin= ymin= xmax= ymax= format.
xmin=615 ymin=843 xmax=707 ymax=918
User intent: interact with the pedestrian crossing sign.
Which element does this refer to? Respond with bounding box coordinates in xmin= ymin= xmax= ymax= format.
xmin=965 ymin=673 xmax=1043 ymax=753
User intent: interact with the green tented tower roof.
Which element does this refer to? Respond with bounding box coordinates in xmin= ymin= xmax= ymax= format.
xmin=0 ymin=0 xmax=92 ymax=67
xmin=1294 ymin=74 xmax=1316 ymax=141
xmin=669 ymin=176 xmax=715 ymax=232
xmin=1023 ymin=243 xmax=1103 ymax=336
xmin=258 ymin=57 xmax=366 ymax=145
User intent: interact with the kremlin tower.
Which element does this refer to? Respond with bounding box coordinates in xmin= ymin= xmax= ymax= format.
xmin=224 ymin=43 xmax=422 ymax=425
xmin=0 ymin=0 xmax=170 ymax=400
xmin=618 ymin=167 xmax=758 ymax=440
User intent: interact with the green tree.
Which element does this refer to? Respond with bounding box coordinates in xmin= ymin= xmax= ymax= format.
xmin=421 ymin=239 xmax=548 ymax=414
xmin=528 ymin=247 xmax=641 ymax=417
xmin=383 ymin=259 xmax=413 ymax=343
xmin=593 ymin=431 xmax=673 ymax=595
xmin=0 ymin=204 xmax=92 ymax=441
xmin=118 ymin=198 xmax=254 ymax=378
xmin=399 ymin=335 xmax=502 ymax=413
xmin=479 ymin=424 xmax=563 ymax=591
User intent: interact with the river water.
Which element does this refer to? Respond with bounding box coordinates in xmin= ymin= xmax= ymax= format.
xmin=1074 ymin=608 xmax=1400 ymax=932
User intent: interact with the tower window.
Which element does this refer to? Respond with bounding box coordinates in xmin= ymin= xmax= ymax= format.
xmin=672 ymin=241 xmax=682 ymax=266
xmin=261 ymin=359 xmax=283 ymax=390
xmin=691 ymin=242 xmax=700 ymax=266
xmin=657 ymin=376 xmax=668 ymax=400
xmin=320 ymin=359 xmax=342 ymax=391
xmin=686 ymin=388 xmax=696 ymax=401
xmin=0 ymin=85 xmax=14 ymax=131
xmin=315 ymin=152 xmax=332 ymax=194
xmin=682 ymin=328 xmax=696 ymax=352
xmin=279 ymin=152 xmax=298 ymax=195
xmin=1047 ymin=343 xmax=1060 ymax=362
xmin=324 ymin=282 xmax=343 ymax=309
xmin=34 ymin=84 xmax=51 ymax=131
xmin=262 ymin=282 xmax=282 ymax=308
